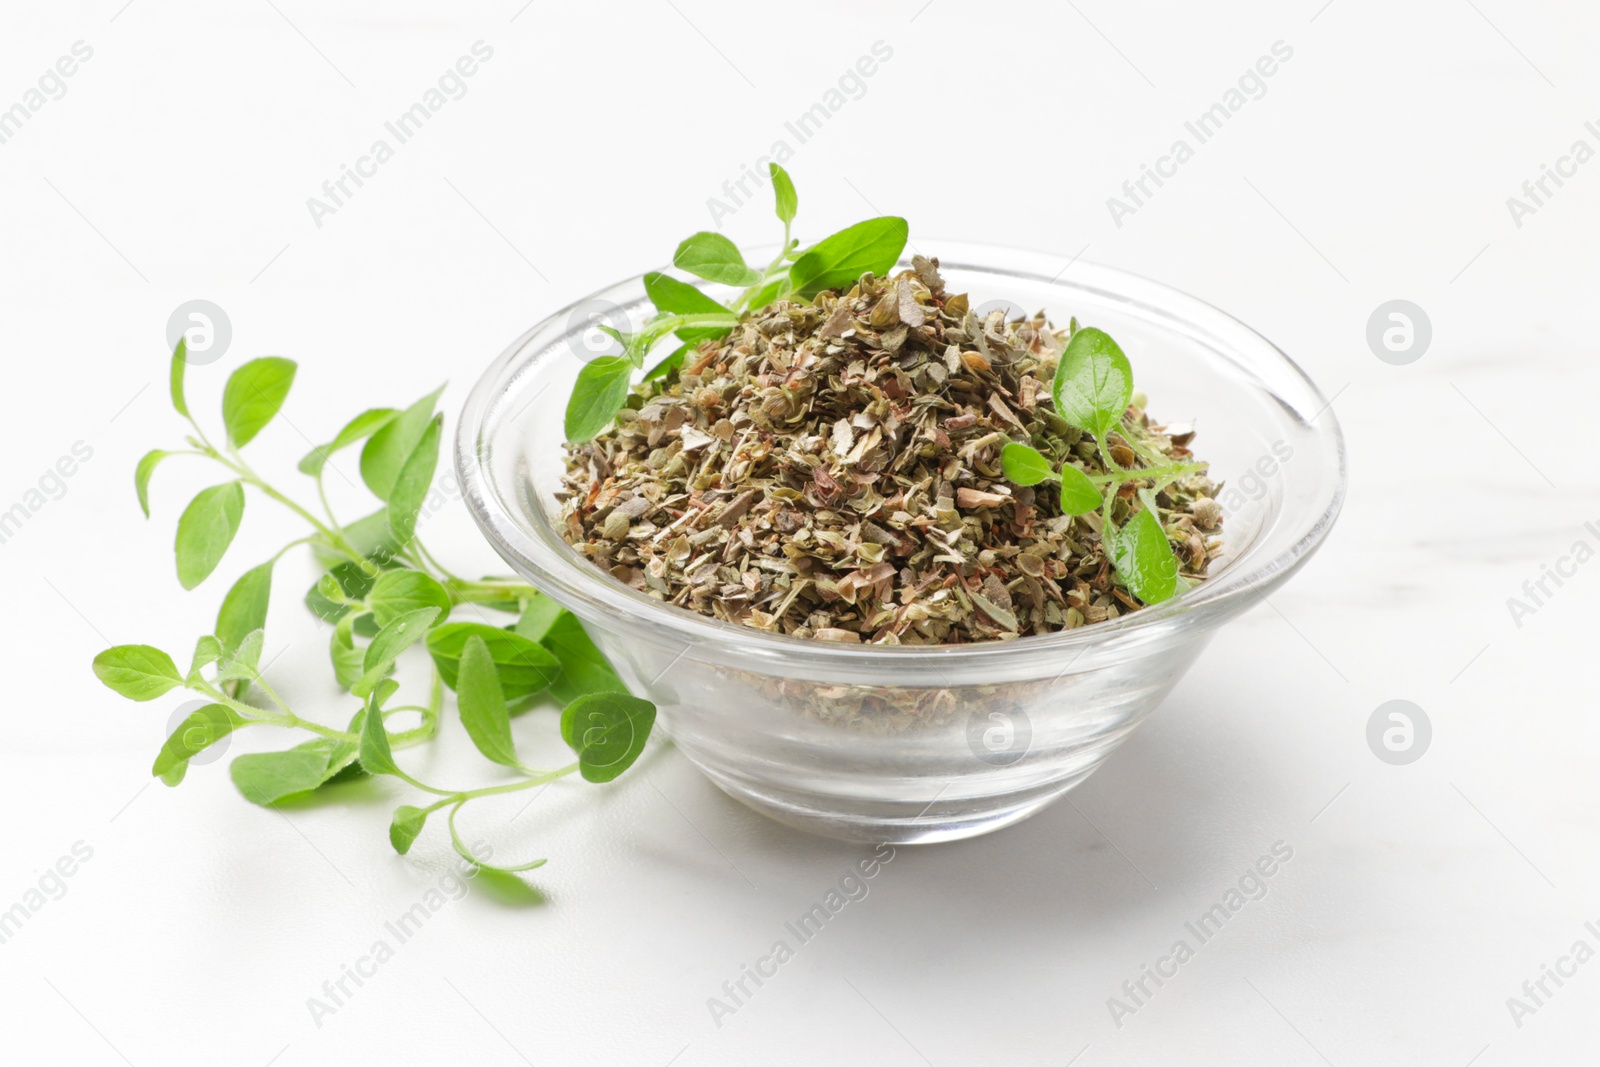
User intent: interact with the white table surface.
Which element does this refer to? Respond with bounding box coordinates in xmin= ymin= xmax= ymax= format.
xmin=3 ymin=1 xmax=1597 ymax=1063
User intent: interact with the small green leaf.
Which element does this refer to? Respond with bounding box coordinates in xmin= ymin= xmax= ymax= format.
xmin=1000 ymin=443 xmax=1053 ymax=487
xmin=1052 ymin=326 xmax=1133 ymax=438
xmin=672 ymin=231 xmax=761 ymax=286
xmin=216 ymin=561 xmax=273 ymax=655
xmin=564 ymin=355 xmax=634 ymax=443
xmin=216 ymin=629 xmax=264 ymax=682
xmin=643 ymin=273 xmax=734 ymax=344
xmin=230 ymin=745 xmax=335 ymax=805
xmin=790 ymin=216 xmax=909 ymax=298
xmin=300 ymin=408 xmax=399 ymax=476
xmin=358 ymin=687 xmax=401 ymax=776
xmin=561 ymin=692 xmax=656 ymax=783
xmin=153 ymin=703 xmax=248 ymax=784
xmin=367 ymin=569 xmax=451 ymax=629
xmin=387 ymin=414 xmax=442 ymax=544
xmin=1108 ymin=507 xmax=1180 ymax=605
xmin=643 ymin=272 xmax=732 ymax=317
xmin=305 ymin=560 xmax=380 ymax=624
xmin=134 ymin=450 xmax=170 ymax=517
xmin=174 ymin=481 xmax=245 ymax=590
xmin=330 ymin=615 xmax=365 ymax=691
xmin=361 ymin=385 xmax=445 ymax=501
xmin=1058 ymin=465 xmax=1102 ymax=515
xmin=427 ymin=622 xmax=560 ymax=700
xmin=770 ymin=163 xmax=797 ymax=225
xmin=389 ymin=805 xmax=429 ymax=854
xmin=511 ymin=593 xmax=563 ymax=643
xmin=170 ymin=339 xmax=190 ymax=418
xmin=221 ymin=356 xmax=297 ymax=448
xmin=643 ymin=343 xmax=689 ymax=382
xmin=541 ymin=612 xmax=626 ymax=705
xmin=350 ymin=606 xmax=440 ymax=698
xmin=187 ymin=635 xmax=223 ymax=682
xmin=93 ymin=645 xmax=183 ymax=701
xmin=457 ymin=635 xmax=518 ymax=768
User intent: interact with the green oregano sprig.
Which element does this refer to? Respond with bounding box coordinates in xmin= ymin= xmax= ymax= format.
xmin=92 ymin=340 xmax=658 ymax=874
xmin=999 ymin=327 xmax=1208 ymax=606
xmin=563 ymin=164 xmax=908 ymax=442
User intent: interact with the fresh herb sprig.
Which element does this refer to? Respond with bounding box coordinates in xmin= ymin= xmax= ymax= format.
xmin=1000 ymin=327 xmax=1208 ymax=605
xmin=93 ymin=340 xmax=658 ymax=872
xmin=563 ymin=164 xmax=909 ymax=442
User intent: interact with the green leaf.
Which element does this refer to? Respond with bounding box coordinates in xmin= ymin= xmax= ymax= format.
xmin=790 ymin=217 xmax=909 ymax=298
xmin=1108 ymin=507 xmax=1180 ymax=605
xmin=368 ymin=569 xmax=451 ymax=629
xmin=221 ymin=357 xmax=297 ymax=448
xmin=216 ymin=629 xmax=264 ymax=682
xmin=427 ymin=622 xmax=560 ymax=701
xmin=300 ymin=408 xmax=399 ymax=477
xmin=312 ymin=509 xmax=404 ymax=572
xmin=350 ymin=606 xmax=441 ymax=698
xmin=456 ymin=635 xmax=518 ymax=768
xmin=231 ymin=744 xmax=337 ymax=805
xmin=643 ymin=343 xmax=689 ymax=382
xmin=389 ymin=805 xmax=429 ymax=854
xmin=134 ymin=450 xmax=170 ymax=518
xmin=564 ymin=355 xmax=634 ymax=443
xmin=169 ymin=339 xmax=190 ymax=418
xmin=770 ymin=162 xmax=797 ymax=225
xmin=560 ymin=692 xmax=656 ymax=783
xmin=672 ymin=231 xmax=760 ymax=286
xmin=174 ymin=481 xmax=245 ymax=590
xmin=330 ymin=615 xmax=365 ymax=690
xmin=1052 ymin=326 xmax=1133 ymax=438
xmin=1000 ymin=443 xmax=1053 ymax=487
xmin=305 ymin=560 xmax=381 ymax=623
xmin=93 ymin=645 xmax=183 ymax=701
xmin=541 ymin=612 xmax=626 ymax=705
xmin=216 ymin=561 xmax=273 ymax=655
xmin=358 ymin=687 xmax=401 ymax=776
xmin=187 ymin=635 xmax=223 ymax=682
xmin=511 ymin=593 xmax=563 ymax=643
xmin=643 ymin=273 xmax=734 ymax=345
xmin=361 ymin=385 xmax=445 ymax=501
xmin=386 ymin=414 xmax=442 ymax=544
xmin=1058 ymin=465 xmax=1102 ymax=515
xmin=153 ymin=703 xmax=248 ymax=784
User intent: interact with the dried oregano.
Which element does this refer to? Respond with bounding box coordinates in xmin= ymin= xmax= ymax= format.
xmin=559 ymin=181 xmax=1223 ymax=645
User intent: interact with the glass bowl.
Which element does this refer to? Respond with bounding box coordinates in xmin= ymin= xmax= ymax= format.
xmin=455 ymin=243 xmax=1346 ymax=844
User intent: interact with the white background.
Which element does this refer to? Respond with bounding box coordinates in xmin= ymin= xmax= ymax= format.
xmin=2 ymin=1 xmax=1598 ymax=1064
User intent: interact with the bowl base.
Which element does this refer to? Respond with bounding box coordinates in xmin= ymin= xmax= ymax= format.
xmin=697 ymin=763 xmax=1104 ymax=845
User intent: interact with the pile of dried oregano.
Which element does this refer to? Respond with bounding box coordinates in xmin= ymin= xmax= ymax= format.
xmin=558 ymin=256 xmax=1222 ymax=645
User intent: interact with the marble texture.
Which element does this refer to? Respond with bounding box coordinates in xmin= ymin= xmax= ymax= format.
xmin=1 ymin=1 xmax=1595 ymax=1063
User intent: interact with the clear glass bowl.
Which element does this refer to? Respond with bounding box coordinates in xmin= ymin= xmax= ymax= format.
xmin=456 ymin=244 xmax=1346 ymax=843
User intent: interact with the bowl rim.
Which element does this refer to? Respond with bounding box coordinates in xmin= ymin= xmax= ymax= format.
xmin=456 ymin=241 xmax=1347 ymax=666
